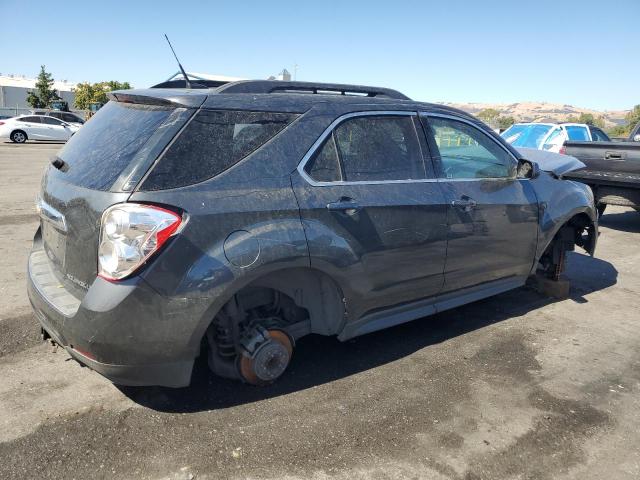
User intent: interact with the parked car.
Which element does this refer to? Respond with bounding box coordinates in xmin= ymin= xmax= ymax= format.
xmin=562 ymin=122 xmax=640 ymax=215
xmin=501 ymin=122 xmax=609 ymax=153
xmin=32 ymin=110 xmax=86 ymax=127
xmin=0 ymin=115 xmax=79 ymax=143
xmin=28 ymin=81 xmax=597 ymax=388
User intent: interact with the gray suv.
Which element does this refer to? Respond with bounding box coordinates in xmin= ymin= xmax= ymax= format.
xmin=28 ymin=80 xmax=597 ymax=387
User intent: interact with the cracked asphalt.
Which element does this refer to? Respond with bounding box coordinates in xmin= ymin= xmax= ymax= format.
xmin=0 ymin=142 xmax=639 ymax=479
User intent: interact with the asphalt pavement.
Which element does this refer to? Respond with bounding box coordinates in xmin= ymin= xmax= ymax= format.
xmin=0 ymin=141 xmax=638 ymax=480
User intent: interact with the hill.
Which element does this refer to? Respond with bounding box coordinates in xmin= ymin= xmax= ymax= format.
xmin=440 ymin=101 xmax=629 ymax=128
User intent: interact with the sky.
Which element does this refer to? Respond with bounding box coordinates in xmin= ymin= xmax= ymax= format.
xmin=1 ymin=0 xmax=638 ymax=111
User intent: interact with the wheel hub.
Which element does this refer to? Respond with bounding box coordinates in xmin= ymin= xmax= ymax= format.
xmin=239 ymin=327 xmax=293 ymax=384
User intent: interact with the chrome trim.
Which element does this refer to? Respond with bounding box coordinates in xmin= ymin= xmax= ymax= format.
xmin=296 ymin=110 xmax=521 ymax=187
xmin=297 ymin=110 xmax=431 ymax=187
xmin=37 ymin=199 xmax=67 ymax=232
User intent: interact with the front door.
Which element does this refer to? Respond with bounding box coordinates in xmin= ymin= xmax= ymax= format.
xmin=41 ymin=117 xmax=69 ymax=140
xmin=421 ymin=114 xmax=539 ymax=293
xmin=292 ymin=112 xmax=448 ymax=319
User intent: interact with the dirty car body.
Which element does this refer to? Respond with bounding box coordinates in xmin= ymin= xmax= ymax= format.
xmin=27 ymin=80 xmax=597 ymax=387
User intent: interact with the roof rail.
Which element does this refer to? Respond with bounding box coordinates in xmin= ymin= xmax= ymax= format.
xmin=215 ymin=80 xmax=410 ymax=100
xmin=151 ymin=79 xmax=229 ymax=89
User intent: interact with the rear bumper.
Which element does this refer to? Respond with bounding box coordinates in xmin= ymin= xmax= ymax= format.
xmin=27 ymin=249 xmax=195 ymax=388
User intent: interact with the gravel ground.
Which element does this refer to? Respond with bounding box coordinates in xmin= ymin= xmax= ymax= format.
xmin=0 ymin=142 xmax=639 ymax=480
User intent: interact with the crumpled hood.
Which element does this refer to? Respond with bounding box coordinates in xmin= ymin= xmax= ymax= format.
xmin=517 ymin=147 xmax=586 ymax=177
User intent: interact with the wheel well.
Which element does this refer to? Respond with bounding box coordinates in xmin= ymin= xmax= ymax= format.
xmin=201 ymin=268 xmax=345 ymax=381
xmin=200 ymin=268 xmax=346 ymax=346
xmin=538 ymin=212 xmax=596 ymax=279
xmin=11 ymin=129 xmax=27 ymax=139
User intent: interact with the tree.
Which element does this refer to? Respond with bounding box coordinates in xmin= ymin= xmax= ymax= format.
xmin=497 ymin=116 xmax=516 ymax=130
xmin=73 ymin=80 xmax=132 ymax=109
xmin=606 ymin=105 xmax=640 ymax=137
xmin=624 ymin=104 xmax=640 ymax=130
xmin=26 ymin=65 xmax=61 ymax=108
xmin=565 ymin=113 xmax=605 ymax=128
xmin=477 ymin=108 xmax=501 ymax=125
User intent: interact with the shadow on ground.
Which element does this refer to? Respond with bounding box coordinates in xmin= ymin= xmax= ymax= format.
xmin=119 ymin=252 xmax=617 ymax=413
xmin=599 ymin=209 xmax=640 ymax=234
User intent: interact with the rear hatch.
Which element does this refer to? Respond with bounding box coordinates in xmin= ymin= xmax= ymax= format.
xmin=38 ymin=93 xmax=201 ymax=295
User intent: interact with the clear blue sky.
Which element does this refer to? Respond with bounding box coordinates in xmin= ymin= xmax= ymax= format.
xmin=2 ymin=0 xmax=638 ymax=110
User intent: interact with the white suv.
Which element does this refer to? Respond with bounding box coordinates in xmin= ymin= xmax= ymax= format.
xmin=501 ymin=123 xmax=610 ymax=153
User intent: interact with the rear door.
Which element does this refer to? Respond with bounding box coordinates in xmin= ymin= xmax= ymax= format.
xmin=420 ymin=113 xmax=539 ymax=293
xmin=18 ymin=116 xmax=47 ymax=139
xmin=292 ymin=112 xmax=448 ymax=317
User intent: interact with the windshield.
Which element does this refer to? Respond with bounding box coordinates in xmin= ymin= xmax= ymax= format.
xmin=501 ymin=124 xmax=553 ymax=149
xmin=53 ymin=101 xmax=175 ymax=190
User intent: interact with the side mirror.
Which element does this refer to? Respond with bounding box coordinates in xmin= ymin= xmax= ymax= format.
xmin=633 ymin=134 xmax=640 ymax=142
xmin=517 ymin=159 xmax=540 ymax=179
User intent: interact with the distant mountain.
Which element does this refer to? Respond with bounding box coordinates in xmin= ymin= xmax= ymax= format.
xmin=440 ymin=101 xmax=629 ymax=128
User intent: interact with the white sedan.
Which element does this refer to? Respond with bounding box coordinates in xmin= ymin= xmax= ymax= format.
xmin=0 ymin=115 xmax=80 ymax=143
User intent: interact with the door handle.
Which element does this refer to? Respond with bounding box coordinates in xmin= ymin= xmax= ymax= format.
xmin=604 ymin=151 xmax=625 ymax=160
xmin=327 ymin=197 xmax=360 ymax=215
xmin=452 ymin=196 xmax=477 ymax=212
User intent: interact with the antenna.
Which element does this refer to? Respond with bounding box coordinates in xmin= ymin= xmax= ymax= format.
xmin=164 ymin=34 xmax=192 ymax=89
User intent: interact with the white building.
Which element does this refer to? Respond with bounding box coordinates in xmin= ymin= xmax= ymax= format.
xmin=0 ymin=74 xmax=77 ymax=115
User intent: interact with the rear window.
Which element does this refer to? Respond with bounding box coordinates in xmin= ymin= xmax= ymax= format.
xmin=141 ymin=110 xmax=297 ymax=190
xmin=53 ymin=101 xmax=174 ymax=190
xmin=565 ymin=125 xmax=590 ymax=141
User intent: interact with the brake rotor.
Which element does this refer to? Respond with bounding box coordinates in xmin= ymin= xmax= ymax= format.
xmin=239 ymin=329 xmax=293 ymax=385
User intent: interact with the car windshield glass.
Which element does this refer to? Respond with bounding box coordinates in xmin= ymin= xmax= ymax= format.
xmin=565 ymin=125 xmax=590 ymax=141
xmin=501 ymin=124 xmax=553 ymax=149
xmin=53 ymin=101 xmax=174 ymax=190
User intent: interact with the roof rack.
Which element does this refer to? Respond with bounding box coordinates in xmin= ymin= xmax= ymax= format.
xmin=215 ymin=80 xmax=410 ymax=100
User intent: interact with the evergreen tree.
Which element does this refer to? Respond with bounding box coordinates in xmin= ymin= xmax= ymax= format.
xmin=26 ymin=65 xmax=61 ymax=108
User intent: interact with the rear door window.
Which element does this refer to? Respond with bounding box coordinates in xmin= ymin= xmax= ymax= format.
xmin=20 ymin=116 xmax=42 ymax=123
xmin=305 ymin=134 xmax=343 ymax=182
xmin=304 ymin=115 xmax=426 ymax=183
xmin=53 ymin=101 xmax=176 ymax=190
xmin=334 ymin=115 xmax=425 ymax=182
xmin=141 ymin=110 xmax=297 ymax=190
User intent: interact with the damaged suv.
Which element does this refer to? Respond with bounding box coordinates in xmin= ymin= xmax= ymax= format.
xmin=28 ymin=80 xmax=597 ymax=387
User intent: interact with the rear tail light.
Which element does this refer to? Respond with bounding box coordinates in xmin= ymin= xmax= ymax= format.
xmin=0 ymin=121 xmax=5 ymax=126
xmin=559 ymin=144 xmax=567 ymax=155
xmin=98 ymin=203 xmax=185 ymax=281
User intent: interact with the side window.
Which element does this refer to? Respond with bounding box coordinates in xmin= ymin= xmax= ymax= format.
xmin=542 ymin=128 xmax=565 ymax=150
xmin=42 ymin=117 xmax=63 ymax=125
xmin=333 ymin=115 xmax=425 ymax=182
xmin=142 ymin=110 xmax=297 ymax=191
xmin=62 ymin=113 xmax=82 ymax=123
xmin=305 ymin=134 xmax=342 ymax=182
xmin=20 ymin=116 xmax=41 ymax=123
xmin=427 ymin=117 xmax=515 ymax=179
xmin=590 ymin=127 xmax=609 ymax=141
